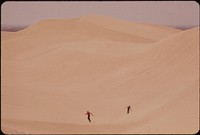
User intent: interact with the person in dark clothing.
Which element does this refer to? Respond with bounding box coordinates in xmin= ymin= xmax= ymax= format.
xmin=127 ymin=105 xmax=132 ymax=114
xmin=85 ymin=111 xmax=93 ymax=122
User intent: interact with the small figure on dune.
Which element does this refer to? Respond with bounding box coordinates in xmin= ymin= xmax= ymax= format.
xmin=127 ymin=105 xmax=132 ymax=114
xmin=85 ymin=111 xmax=93 ymax=123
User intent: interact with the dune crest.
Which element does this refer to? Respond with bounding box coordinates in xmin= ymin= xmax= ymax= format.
xmin=4 ymin=15 xmax=182 ymax=42
xmin=79 ymin=15 xmax=182 ymax=40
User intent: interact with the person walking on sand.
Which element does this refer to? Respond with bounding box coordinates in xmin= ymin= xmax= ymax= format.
xmin=85 ymin=111 xmax=93 ymax=123
xmin=127 ymin=105 xmax=132 ymax=114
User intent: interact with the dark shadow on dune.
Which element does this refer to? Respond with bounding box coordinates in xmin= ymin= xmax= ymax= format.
xmin=172 ymin=25 xmax=199 ymax=30
xmin=1 ymin=25 xmax=29 ymax=32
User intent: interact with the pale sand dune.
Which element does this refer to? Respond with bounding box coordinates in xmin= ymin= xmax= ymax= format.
xmin=1 ymin=16 xmax=199 ymax=134
xmin=2 ymin=15 xmax=181 ymax=43
xmin=79 ymin=15 xmax=182 ymax=40
xmin=1 ymin=31 xmax=17 ymax=40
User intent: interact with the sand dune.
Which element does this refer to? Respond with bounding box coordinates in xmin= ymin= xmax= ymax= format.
xmin=1 ymin=16 xmax=199 ymax=134
xmin=2 ymin=15 xmax=181 ymax=42
xmin=79 ymin=15 xmax=182 ymax=40
xmin=1 ymin=31 xmax=17 ymax=40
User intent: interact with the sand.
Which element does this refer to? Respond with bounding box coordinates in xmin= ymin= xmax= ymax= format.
xmin=1 ymin=15 xmax=199 ymax=134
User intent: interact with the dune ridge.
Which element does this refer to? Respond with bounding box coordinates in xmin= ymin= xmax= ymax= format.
xmin=2 ymin=15 xmax=182 ymax=42
xmin=1 ymin=16 xmax=199 ymax=134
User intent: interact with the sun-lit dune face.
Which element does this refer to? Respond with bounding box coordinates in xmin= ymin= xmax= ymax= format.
xmin=1 ymin=16 xmax=199 ymax=134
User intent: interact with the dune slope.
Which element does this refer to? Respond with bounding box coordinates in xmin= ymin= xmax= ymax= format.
xmin=1 ymin=17 xmax=199 ymax=134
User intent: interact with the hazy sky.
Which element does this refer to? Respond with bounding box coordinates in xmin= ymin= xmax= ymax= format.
xmin=1 ymin=1 xmax=199 ymax=27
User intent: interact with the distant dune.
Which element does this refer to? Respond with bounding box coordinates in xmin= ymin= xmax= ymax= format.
xmin=1 ymin=25 xmax=28 ymax=32
xmin=1 ymin=15 xmax=199 ymax=134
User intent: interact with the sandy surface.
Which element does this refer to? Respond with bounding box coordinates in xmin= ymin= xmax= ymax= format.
xmin=1 ymin=15 xmax=199 ymax=134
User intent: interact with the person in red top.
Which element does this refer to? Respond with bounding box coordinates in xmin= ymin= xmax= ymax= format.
xmin=85 ymin=111 xmax=93 ymax=123
xmin=127 ymin=105 xmax=132 ymax=114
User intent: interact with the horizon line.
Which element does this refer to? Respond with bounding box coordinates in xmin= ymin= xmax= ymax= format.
xmin=1 ymin=24 xmax=198 ymax=32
